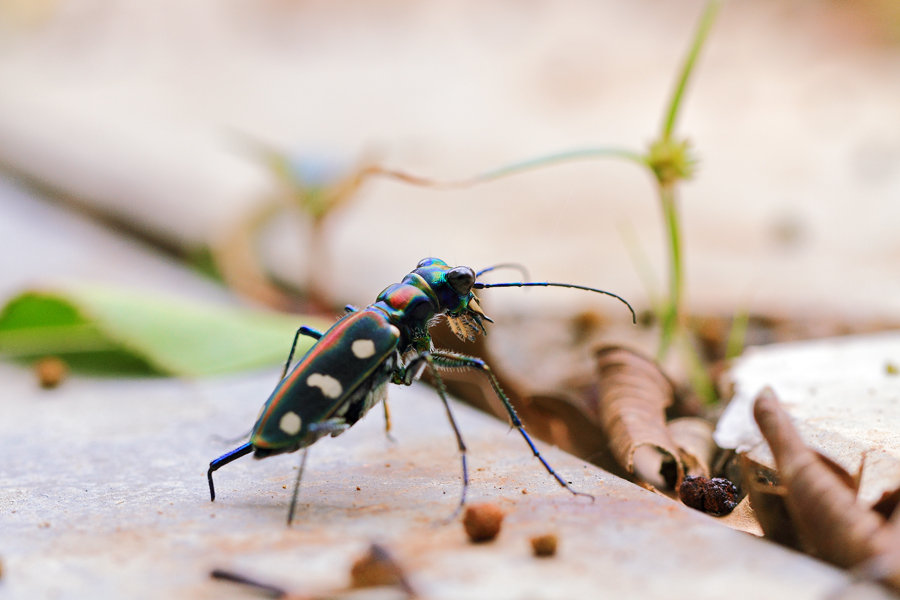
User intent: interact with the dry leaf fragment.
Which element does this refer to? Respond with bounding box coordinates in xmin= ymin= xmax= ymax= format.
xmin=595 ymin=346 xmax=684 ymax=487
xmin=742 ymin=458 xmax=800 ymax=548
xmin=350 ymin=543 xmax=414 ymax=595
xmin=716 ymin=495 xmax=764 ymax=537
xmin=753 ymin=387 xmax=900 ymax=588
xmin=667 ymin=417 xmax=717 ymax=479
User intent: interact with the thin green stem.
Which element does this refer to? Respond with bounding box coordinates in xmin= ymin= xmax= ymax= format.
xmin=661 ymin=0 xmax=722 ymax=140
xmin=656 ymin=185 xmax=683 ymax=360
xmin=725 ymin=309 xmax=751 ymax=360
xmin=617 ymin=221 xmax=661 ymax=310
xmin=678 ymin=328 xmax=718 ymax=405
xmin=369 ymin=147 xmax=646 ymax=189
xmin=468 ymin=147 xmax=647 ymax=184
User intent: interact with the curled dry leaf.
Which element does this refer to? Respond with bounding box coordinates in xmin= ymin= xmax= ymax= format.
xmin=753 ymin=387 xmax=900 ymax=590
xmin=667 ymin=417 xmax=717 ymax=479
xmin=595 ymin=346 xmax=684 ymax=487
xmin=742 ymin=458 xmax=799 ymax=549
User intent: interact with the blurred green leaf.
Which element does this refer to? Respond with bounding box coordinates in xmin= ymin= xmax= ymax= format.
xmin=0 ymin=287 xmax=330 ymax=377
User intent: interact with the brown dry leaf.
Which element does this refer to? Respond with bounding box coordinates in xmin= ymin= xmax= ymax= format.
xmin=716 ymin=496 xmax=764 ymax=537
xmin=525 ymin=390 xmax=619 ymax=472
xmin=753 ymin=387 xmax=900 ymax=590
xmin=873 ymin=487 xmax=900 ymax=521
xmin=742 ymin=457 xmax=800 ymax=549
xmin=667 ymin=417 xmax=716 ymax=479
xmin=595 ymin=345 xmax=684 ymax=487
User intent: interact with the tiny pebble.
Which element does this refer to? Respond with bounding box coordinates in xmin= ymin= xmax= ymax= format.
xmin=531 ymin=534 xmax=558 ymax=557
xmin=35 ymin=357 xmax=67 ymax=389
xmin=462 ymin=503 xmax=505 ymax=543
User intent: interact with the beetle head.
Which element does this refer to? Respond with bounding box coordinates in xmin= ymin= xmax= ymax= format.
xmin=412 ymin=258 xmax=492 ymax=342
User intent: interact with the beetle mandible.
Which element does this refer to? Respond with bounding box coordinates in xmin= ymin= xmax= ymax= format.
xmin=207 ymin=257 xmax=635 ymax=524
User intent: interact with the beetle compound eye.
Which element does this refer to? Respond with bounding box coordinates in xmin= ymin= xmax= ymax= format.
xmin=447 ymin=267 xmax=476 ymax=295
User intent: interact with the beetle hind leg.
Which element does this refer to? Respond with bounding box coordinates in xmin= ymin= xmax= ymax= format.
xmin=207 ymin=442 xmax=254 ymax=501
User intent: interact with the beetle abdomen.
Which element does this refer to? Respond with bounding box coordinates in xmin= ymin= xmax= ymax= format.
xmin=250 ymin=309 xmax=400 ymax=452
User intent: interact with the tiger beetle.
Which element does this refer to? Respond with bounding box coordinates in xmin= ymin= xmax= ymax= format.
xmin=207 ymin=258 xmax=635 ymax=524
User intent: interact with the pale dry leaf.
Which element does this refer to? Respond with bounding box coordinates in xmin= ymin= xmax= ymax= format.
xmin=595 ymin=345 xmax=684 ymax=487
xmin=754 ymin=387 xmax=900 ymax=590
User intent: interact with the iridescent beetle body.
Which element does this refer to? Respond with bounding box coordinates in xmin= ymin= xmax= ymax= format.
xmin=207 ymin=258 xmax=634 ymax=524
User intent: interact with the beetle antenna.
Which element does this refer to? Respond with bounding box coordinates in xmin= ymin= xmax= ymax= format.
xmin=472 ymin=281 xmax=636 ymax=324
xmin=475 ymin=262 xmax=531 ymax=281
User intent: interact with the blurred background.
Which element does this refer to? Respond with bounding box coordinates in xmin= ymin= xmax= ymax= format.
xmin=2 ymin=0 xmax=900 ymax=325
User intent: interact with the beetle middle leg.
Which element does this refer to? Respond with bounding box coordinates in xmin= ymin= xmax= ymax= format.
xmin=286 ymin=448 xmax=310 ymax=526
xmin=382 ymin=398 xmax=397 ymax=443
xmin=409 ymin=350 xmax=594 ymax=502
xmin=396 ymin=354 xmax=469 ymax=517
xmin=211 ymin=326 xmax=325 ymax=449
xmin=280 ymin=326 xmax=324 ymax=379
xmin=212 ymin=328 xmax=320 ymax=448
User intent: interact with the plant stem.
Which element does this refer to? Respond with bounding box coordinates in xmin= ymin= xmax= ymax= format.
xmin=654 ymin=0 xmax=720 ymax=360
xmin=657 ymin=184 xmax=683 ymax=360
xmin=725 ymin=309 xmax=750 ymax=360
xmin=470 ymin=147 xmax=647 ymax=183
xmin=369 ymin=147 xmax=646 ymax=189
xmin=661 ymin=0 xmax=722 ymax=140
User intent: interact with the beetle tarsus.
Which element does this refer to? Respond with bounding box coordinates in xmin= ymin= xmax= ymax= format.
xmin=207 ymin=442 xmax=254 ymax=502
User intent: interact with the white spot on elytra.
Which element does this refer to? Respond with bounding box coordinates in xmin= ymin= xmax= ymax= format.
xmin=389 ymin=325 xmax=401 ymax=338
xmin=351 ymin=338 xmax=376 ymax=359
xmin=307 ymin=373 xmax=343 ymax=398
xmin=279 ymin=411 xmax=302 ymax=435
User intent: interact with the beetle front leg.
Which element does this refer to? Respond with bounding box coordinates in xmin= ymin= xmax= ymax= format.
xmin=427 ymin=350 xmax=594 ymax=502
xmin=395 ymin=353 xmax=469 ymax=518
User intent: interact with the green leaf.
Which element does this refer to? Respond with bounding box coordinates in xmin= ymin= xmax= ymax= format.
xmin=0 ymin=287 xmax=330 ymax=377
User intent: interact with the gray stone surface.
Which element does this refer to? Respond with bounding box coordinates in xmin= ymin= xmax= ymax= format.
xmin=2 ymin=363 xmax=888 ymax=599
xmin=0 ymin=176 xmax=892 ymax=598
